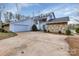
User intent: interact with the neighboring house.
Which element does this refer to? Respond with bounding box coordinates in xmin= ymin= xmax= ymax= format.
xmin=0 ymin=11 xmax=2 ymax=28
xmin=46 ymin=17 xmax=69 ymax=33
xmin=10 ymin=17 xmax=34 ymax=32
xmin=0 ymin=20 xmax=2 ymax=28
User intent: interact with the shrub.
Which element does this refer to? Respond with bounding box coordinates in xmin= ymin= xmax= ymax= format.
xmin=58 ymin=31 xmax=62 ymax=34
xmin=65 ymin=29 xmax=71 ymax=35
xmin=43 ymin=28 xmax=46 ymax=32
xmin=76 ymin=28 xmax=79 ymax=33
xmin=44 ymin=29 xmax=46 ymax=32
xmin=32 ymin=24 xmax=38 ymax=31
xmin=0 ymin=28 xmax=8 ymax=33
xmin=43 ymin=25 xmax=46 ymax=32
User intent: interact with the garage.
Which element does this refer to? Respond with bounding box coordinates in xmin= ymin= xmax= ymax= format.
xmin=10 ymin=18 xmax=33 ymax=32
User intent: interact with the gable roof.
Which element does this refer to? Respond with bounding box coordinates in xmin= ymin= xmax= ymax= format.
xmin=47 ymin=17 xmax=69 ymax=24
xmin=10 ymin=17 xmax=33 ymax=23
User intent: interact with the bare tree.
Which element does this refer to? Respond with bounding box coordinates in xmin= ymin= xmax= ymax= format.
xmin=0 ymin=4 xmax=5 ymax=28
xmin=4 ymin=11 xmax=13 ymax=23
xmin=74 ymin=19 xmax=79 ymax=22
xmin=74 ymin=11 xmax=79 ymax=22
xmin=15 ymin=3 xmax=21 ymax=20
xmin=0 ymin=4 xmax=5 ymax=20
xmin=15 ymin=13 xmax=21 ymax=20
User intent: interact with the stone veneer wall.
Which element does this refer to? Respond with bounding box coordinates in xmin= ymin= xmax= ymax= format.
xmin=46 ymin=23 xmax=68 ymax=34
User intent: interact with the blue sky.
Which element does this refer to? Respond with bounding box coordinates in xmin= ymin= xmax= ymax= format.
xmin=1 ymin=3 xmax=79 ymax=24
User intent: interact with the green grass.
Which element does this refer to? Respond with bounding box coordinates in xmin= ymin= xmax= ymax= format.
xmin=0 ymin=32 xmax=17 ymax=40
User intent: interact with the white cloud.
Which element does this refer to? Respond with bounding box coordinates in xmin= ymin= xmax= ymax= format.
xmin=17 ymin=3 xmax=39 ymax=12
xmin=18 ymin=3 xmax=39 ymax=7
xmin=39 ymin=4 xmax=79 ymax=17
xmin=68 ymin=16 xmax=79 ymax=24
xmin=5 ymin=7 xmax=17 ymax=14
xmin=4 ymin=3 xmax=39 ymax=15
xmin=38 ymin=4 xmax=79 ymax=24
xmin=36 ymin=4 xmax=67 ymax=16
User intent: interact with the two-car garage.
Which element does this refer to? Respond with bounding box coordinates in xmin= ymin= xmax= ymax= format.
xmin=10 ymin=18 xmax=33 ymax=32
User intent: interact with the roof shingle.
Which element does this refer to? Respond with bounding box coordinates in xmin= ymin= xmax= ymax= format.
xmin=47 ymin=17 xmax=69 ymax=24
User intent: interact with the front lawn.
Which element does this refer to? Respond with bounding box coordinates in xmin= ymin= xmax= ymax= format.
xmin=0 ymin=32 xmax=17 ymax=40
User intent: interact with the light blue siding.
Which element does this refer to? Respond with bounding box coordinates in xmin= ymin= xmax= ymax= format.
xmin=10 ymin=19 xmax=33 ymax=32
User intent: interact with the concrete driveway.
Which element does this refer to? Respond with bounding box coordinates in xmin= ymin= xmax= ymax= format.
xmin=0 ymin=32 xmax=70 ymax=56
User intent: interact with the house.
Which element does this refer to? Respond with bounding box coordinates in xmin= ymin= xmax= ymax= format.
xmin=46 ymin=17 xmax=69 ymax=33
xmin=35 ymin=17 xmax=47 ymax=31
xmin=10 ymin=17 xmax=34 ymax=32
xmin=10 ymin=12 xmax=56 ymax=32
xmin=33 ymin=12 xmax=69 ymax=34
xmin=9 ymin=16 xmax=70 ymax=33
xmin=0 ymin=10 xmax=70 ymax=33
xmin=34 ymin=12 xmax=55 ymax=31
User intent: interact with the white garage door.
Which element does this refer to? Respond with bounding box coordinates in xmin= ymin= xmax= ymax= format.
xmin=10 ymin=23 xmax=31 ymax=32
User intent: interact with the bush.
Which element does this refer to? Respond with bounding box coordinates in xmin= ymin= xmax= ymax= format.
xmin=43 ymin=28 xmax=46 ymax=32
xmin=65 ymin=29 xmax=71 ymax=35
xmin=44 ymin=29 xmax=46 ymax=32
xmin=58 ymin=31 xmax=62 ymax=34
xmin=43 ymin=25 xmax=46 ymax=32
xmin=32 ymin=24 xmax=38 ymax=31
xmin=76 ymin=28 xmax=79 ymax=33
xmin=0 ymin=28 xmax=8 ymax=33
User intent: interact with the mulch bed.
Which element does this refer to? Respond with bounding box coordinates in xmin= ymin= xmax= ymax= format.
xmin=65 ymin=36 xmax=79 ymax=56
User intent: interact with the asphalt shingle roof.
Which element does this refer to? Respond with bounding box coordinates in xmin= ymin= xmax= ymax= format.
xmin=47 ymin=17 xmax=69 ymax=24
